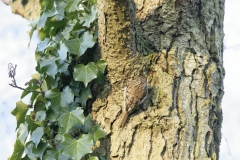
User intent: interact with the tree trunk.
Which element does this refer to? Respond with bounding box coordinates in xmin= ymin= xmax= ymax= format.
xmin=7 ymin=0 xmax=225 ymax=159
xmin=93 ymin=0 xmax=224 ymax=160
xmin=8 ymin=0 xmax=40 ymax=20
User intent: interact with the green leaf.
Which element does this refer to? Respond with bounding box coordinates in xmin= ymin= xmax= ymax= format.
xmin=70 ymin=80 xmax=80 ymax=95
xmin=96 ymin=60 xmax=107 ymax=74
xmin=21 ymin=155 xmax=31 ymax=160
xmin=64 ymin=38 xmax=81 ymax=56
xmin=30 ymin=127 xmax=44 ymax=147
xmin=65 ymin=0 xmax=81 ymax=12
xmin=88 ymin=156 xmax=99 ymax=160
xmin=45 ymin=75 xmax=59 ymax=89
xmin=95 ymin=60 xmax=107 ymax=84
xmin=45 ymin=86 xmax=74 ymax=107
xmin=11 ymin=101 xmax=28 ymax=129
xmin=55 ymin=0 xmax=66 ymax=21
xmin=58 ymin=107 xmax=85 ymax=133
xmin=28 ymin=19 xmax=38 ymax=46
xmin=81 ymin=115 xmax=93 ymax=133
xmin=17 ymin=123 xmax=28 ymax=143
xmin=44 ymin=62 xmax=58 ymax=78
xmin=21 ymin=79 xmax=39 ymax=99
xmin=35 ymin=110 xmax=46 ymax=122
xmin=62 ymin=134 xmax=93 ymax=160
xmin=78 ymin=86 xmax=92 ymax=108
xmin=58 ymin=41 xmax=68 ymax=62
xmin=38 ymin=5 xmax=56 ymax=28
xmin=39 ymin=55 xmax=58 ymax=68
xmin=89 ymin=125 xmax=106 ymax=142
xmin=43 ymin=148 xmax=71 ymax=160
xmin=9 ymin=139 xmax=24 ymax=160
xmin=46 ymin=108 xmax=58 ymax=121
xmin=79 ymin=5 xmax=98 ymax=27
xmin=36 ymin=38 xmax=50 ymax=53
xmin=61 ymin=86 xmax=74 ymax=106
xmin=42 ymin=148 xmax=57 ymax=160
xmin=79 ymin=31 xmax=95 ymax=55
xmin=64 ymin=31 xmax=95 ymax=57
xmin=73 ymin=62 xmax=98 ymax=87
xmin=62 ymin=19 xmax=77 ymax=40
xmin=25 ymin=115 xmax=35 ymax=133
xmin=34 ymin=95 xmax=47 ymax=113
xmin=88 ymin=0 xmax=97 ymax=5
xmin=58 ymin=61 xmax=69 ymax=73
xmin=25 ymin=141 xmax=47 ymax=160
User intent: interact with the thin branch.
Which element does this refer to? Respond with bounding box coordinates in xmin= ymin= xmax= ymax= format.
xmin=8 ymin=63 xmax=44 ymax=95
xmin=9 ymin=83 xmax=42 ymax=94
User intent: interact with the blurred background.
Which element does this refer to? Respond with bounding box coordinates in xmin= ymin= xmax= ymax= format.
xmin=0 ymin=0 xmax=239 ymax=159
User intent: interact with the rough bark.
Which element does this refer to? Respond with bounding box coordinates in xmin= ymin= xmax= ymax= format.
xmin=7 ymin=0 xmax=40 ymax=20
xmin=93 ymin=0 xmax=224 ymax=160
xmin=6 ymin=0 xmax=225 ymax=159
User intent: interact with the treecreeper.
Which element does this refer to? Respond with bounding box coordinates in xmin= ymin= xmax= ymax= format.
xmin=119 ymin=76 xmax=148 ymax=128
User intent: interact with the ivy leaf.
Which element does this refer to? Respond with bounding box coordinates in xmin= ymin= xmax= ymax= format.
xmin=9 ymin=139 xmax=24 ymax=160
xmin=25 ymin=141 xmax=47 ymax=160
xmin=79 ymin=31 xmax=95 ymax=55
xmin=64 ymin=31 xmax=95 ymax=57
xmin=28 ymin=19 xmax=38 ymax=46
xmin=55 ymin=0 xmax=66 ymax=21
xmin=44 ymin=62 xmax=58 ymax=78
xmin=81 ymin=115 xmax=93 ymax=133
xmin=42 ymin=148 xmax=71 ymax=160
xmin=58 ymin=107 xmax=85 ymax=133
xmin=95 ymin=60 xmax=107 ymax=84
xmin=62 ymin=19 xmax=77 ymax=40
xmin=25 ymin=115 xmax=35 ymax=133
xmin=96 ymin=60 xmax=107 ymax=74
xmin=62 ymin=134 xmax=93 ymax=160
xmin=88 ymin=0 xmax=97 ymax=5
xmin=11 ymin=101 xmax=28 ymax=129
xmin=35 ymin=110 xmax=46 ymax=122
xmin=78 ymin=86 xmax=92 ymax=108
xmin=64 ymin=38 xmax=81 ymax=56
xmin=34 ymin=95 xmax=48 ymax=112
xmin=79 ymin=5 xmax=97 ymax=27
xmin=36 ymin=38 xmax=50 ymax=53
xmin=39 ymin=55 xmax=58 ymax=68
xmin=45 ymin=86 xmax=74 ymax=107
xmin=38 ymin=5 xmax=56 ymax=28
xmin=73 ymin=62 xmax=98 ymax=87
xmin=30 ymin=127 xmax=44 ymax=147
xmin=61 ymin=86 xmax=74 ymax=106
xmin=17 ymin=123 xmax=28 ymax=143
xmin=58 ymin=41 xmax=68 ymax=62
xmin=65 ymin=0 xmax=81 ymax=12
xmin=88 ymin=156 xmax=99 ymax=160
xmin=58 ymin=61 xmax=69 ymax=73
xmin=21 ymin=79 xmax=39 ymax=99
xmin=42 ymin=148 xmax=58 ymax=160
xmin=89 ymin=125 xmax=106 ymax=142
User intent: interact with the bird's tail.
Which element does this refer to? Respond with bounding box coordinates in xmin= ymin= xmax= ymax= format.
xmin=119 ymin=112 xmax=129 ymax=128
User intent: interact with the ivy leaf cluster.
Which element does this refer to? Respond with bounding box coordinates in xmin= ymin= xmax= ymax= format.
xmin=9 ymin=0 xmax=106 ymax=160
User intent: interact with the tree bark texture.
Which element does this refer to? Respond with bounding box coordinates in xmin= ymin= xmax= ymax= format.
xmin=93 ymin=0 xmax=225 ymax=160
xmin=8 ymin=0 xmax=40 ymax=20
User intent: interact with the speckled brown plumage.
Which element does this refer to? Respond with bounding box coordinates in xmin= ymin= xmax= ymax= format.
xmin=120 ymin=76 xmax=148 ymax=128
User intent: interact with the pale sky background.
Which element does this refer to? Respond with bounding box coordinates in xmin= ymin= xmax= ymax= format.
xmin=0 ymin=0 xmax=239 ymax=160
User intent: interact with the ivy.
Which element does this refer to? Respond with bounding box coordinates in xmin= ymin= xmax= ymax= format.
xmin=9 ymin=0 xmax=106 ymax=159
